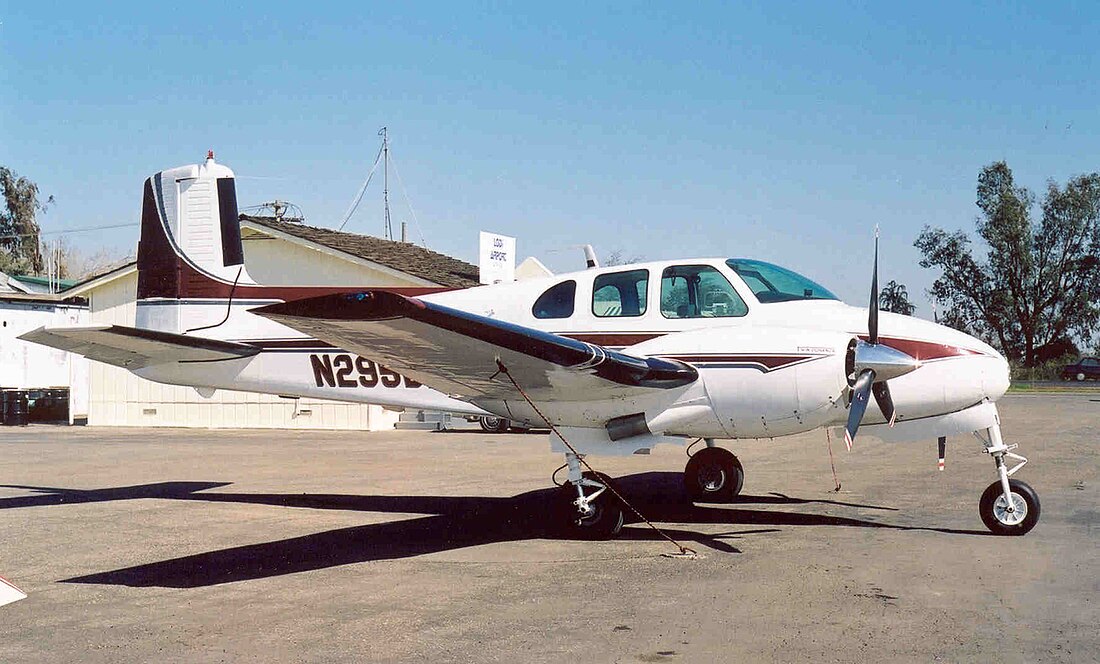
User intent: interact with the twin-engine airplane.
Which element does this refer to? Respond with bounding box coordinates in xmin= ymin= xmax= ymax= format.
xmin=23 ymin=154 xmax=1040 ymax=538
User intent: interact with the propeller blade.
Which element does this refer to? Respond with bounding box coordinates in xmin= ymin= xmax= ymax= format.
xmin=868 ymin=230 xmax=880 ymax=344
xmin=872 ymin=381 xmax=896 ymax=427
xmin=844 ymin=369 xmax=875 ymax=451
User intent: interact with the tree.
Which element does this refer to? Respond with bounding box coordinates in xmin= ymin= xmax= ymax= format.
xmin=604 ymin=249 xmax=645 ymax=266
xmin=915 ymin=162 xmax=1100 ymax=366
xmin=879 ymin=280 xmax=916 ymax=315
xmin=0 ymin=167 xmax=52 ymax=275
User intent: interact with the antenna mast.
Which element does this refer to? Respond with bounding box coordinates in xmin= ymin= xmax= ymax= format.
xmin=380 ymin=126 xmax=392 ymax=240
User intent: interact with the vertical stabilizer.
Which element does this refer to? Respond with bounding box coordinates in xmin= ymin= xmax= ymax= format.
xmin=136 ymin=153 xmax=257 ymax=333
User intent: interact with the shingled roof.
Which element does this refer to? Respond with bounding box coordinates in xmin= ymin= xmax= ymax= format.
xmin=240 ymin=215 xmax=480 ymax=288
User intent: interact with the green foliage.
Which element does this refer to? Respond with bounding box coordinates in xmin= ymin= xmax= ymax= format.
xmin=916 ymin=161 xmax=1100 ymax=367
xmin=879 ymin=280 xmax=916 ymax=315
xmin=0 ymin=167 xmax=52 ymax=275
xmin=1009 ymin=356 xmax=1076 ymax=382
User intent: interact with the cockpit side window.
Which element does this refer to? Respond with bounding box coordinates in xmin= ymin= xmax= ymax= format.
xmin=661 ymin=265 xmax=748 ymax=319
xmin=532 ymin=280 xmax=577 ymax=319
xmin=725 ymin=259 xmax=839 ymax=303
xmin=592 ymin=269 xmax=649 ymax=317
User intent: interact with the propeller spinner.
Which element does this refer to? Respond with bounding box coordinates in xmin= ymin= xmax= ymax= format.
xmin=843 ymin=231 xmax=920 ymax=450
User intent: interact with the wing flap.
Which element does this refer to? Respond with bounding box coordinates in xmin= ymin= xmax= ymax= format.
xmin=254 ymin=291 xmax=696 ymax=401
xmin=19 ymin=325 xmax=260 ymax=369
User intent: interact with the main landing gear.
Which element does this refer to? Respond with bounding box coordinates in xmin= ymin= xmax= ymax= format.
xmin=557 ymin=452 xmax=625 ymax=539
xmin=683 ymin=439 xmax=744 ymax=503
xmin=975 ymin=424 xmax=1040 ymax=535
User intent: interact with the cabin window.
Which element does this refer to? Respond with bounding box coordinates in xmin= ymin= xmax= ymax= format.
xmin=660 ymin=265 xmax=748 ymax=319
xmin=592 ymin=269 xmax=648 ymax=317
xmin=532 ymin=280 xmax=577 ymax=319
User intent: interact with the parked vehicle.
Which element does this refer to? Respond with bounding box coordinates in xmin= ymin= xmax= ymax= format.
xmin=1061 ymin=357 xmax=1100 ymax=381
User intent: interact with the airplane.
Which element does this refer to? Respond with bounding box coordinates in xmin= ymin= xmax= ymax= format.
xmin=21 ymin=153 xmax=1040 ymax=540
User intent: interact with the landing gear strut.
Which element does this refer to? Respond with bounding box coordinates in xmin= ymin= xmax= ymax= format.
xmin=557 ymin=452 xmax=624 ymax=539
xmin=684 ymin=440 xmax=744 ymax=503
xmin=975 ymin=424 xmax=1040 ymax=535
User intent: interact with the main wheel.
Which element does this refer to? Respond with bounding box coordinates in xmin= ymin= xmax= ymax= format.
xmin=1077 ymin=372 xmax=1086 ymax=382
xmin=557 ymin=471 xmax=624 ymax=540
xmin=684 ymin=447 xmax=744 ymax=503
xmin=479 ymin=416 xmax=510 ymax=433
xmin=979 ymin=479 xmax=1040 ymax=535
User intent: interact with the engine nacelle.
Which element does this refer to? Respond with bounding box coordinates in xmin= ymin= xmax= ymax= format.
xmin=631 ymin=326 xmax=853 ymax=439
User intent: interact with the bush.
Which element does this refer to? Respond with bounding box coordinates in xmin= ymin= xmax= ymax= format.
xmin=1010 ymin=357 xmax=1076 ymax=382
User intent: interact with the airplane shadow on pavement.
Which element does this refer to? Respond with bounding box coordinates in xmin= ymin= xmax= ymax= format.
xmin=0 ymin=472 xmax=989 ymax=589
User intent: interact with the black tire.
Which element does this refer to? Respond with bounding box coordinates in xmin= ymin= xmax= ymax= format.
xmin=508 ymin=423 xmax=530 ymax=433
xmin=478 ymin=416 xmax=510 ymax=433
xmin=979 ymin=479 xmax=1040 ymax=536
xmin=557 ymin=471 xmax=624 ymax=540
xmin=684 ymin=447 xmax=744 ymax=503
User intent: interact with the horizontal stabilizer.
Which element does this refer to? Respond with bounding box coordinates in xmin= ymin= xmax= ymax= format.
xmin=19 ymin=325 xmax=260 ymax=370
xmin=254 ymin=291 xmax=697 ymax=401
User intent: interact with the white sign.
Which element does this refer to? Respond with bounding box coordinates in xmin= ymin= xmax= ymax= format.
xmin=479 ymin=231 xmax=516 ymax=284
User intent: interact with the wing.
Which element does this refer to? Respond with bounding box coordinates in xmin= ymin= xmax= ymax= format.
xmin=253 ymin=291 xmax=697 ymax=402
xmin=19 ymin=325 xmax=260 ymax=370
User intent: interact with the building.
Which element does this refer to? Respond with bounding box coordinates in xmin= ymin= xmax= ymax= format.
xmin=62 ymin=217 xmax=479 ymax=431
xmin=0 ymin=291 xmax=89 ymax=422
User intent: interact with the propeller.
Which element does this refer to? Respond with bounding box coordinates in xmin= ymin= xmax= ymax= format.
xmin=843 ymin=230 xmax=919 ymax=450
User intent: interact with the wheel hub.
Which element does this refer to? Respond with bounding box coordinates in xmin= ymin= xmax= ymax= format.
xmin=993 ymin=492 xmax=1028 ymax=526
xmin=697 ymin=464 xmax=726 ymax=492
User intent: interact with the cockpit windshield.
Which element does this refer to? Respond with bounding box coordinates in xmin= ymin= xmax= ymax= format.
xmin=725 ymin=259 xmax=839 ymax=303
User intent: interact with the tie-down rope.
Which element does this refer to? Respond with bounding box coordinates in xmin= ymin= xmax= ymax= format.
xmin=494 ymin=360 xmax=698 ymax=559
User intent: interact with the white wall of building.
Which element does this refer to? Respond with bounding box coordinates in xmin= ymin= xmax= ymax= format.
xmin=0 ymin=301 xmax=85 ymax=389
xmin=241 ymin=229 xmax=429 ymax=287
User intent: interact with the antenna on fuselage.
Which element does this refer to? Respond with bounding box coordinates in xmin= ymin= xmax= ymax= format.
xmin=583 ymin=245 xmax=599 ymax=269
xmin=544 ymin=243 xmax=601 ymax=269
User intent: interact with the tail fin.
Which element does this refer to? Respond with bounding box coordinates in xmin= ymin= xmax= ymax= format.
xmin=135 ymin=152 xmax=257 ymax=333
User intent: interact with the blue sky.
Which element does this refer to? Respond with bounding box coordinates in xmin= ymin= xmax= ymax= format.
xmin=2 ymin=1 xmax=1098 ymax=310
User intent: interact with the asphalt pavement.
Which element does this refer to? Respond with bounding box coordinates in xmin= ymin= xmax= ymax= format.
xmin=1 ymin=394 xmax=1097 ymax=663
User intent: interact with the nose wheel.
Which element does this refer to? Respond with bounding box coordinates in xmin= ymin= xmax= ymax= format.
xmin=684 ymin=444 xmax=744 ymax=503
xmin=979 ymin=479 xmax=1040 ymax=535
xmin=975 ymin=422 xmax=1040 ymax=536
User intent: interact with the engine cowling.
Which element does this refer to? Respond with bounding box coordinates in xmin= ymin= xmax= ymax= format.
xmin=631 ymin=326 xmax=853 ymax=438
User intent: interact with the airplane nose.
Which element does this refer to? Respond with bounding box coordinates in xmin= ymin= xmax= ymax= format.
xmin=993 ymin=353 xmax=1011 ymax=397
xmin=983 ymin=345 xmax=1011 ymax=400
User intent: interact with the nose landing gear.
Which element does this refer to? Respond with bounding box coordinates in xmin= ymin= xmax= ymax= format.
xmin=975 ymin=424 xmax=1040 ymax=535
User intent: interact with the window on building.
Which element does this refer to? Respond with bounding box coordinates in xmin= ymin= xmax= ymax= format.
xmin=532 ymin=280 xmax=577 ymax=319
xmin=660 ymin=265 xmax=748 ymax=319
xmin=592 ymin=269 xmax=648 ymax=317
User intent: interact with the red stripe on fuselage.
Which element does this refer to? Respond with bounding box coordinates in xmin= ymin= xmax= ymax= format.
xmin=660 ymin=354 xmax=821 ymax=372
xmin=859 ymin=335 xmax=987 ymax=360
xmin=560 ymin=333 xmax=665 ymax=346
